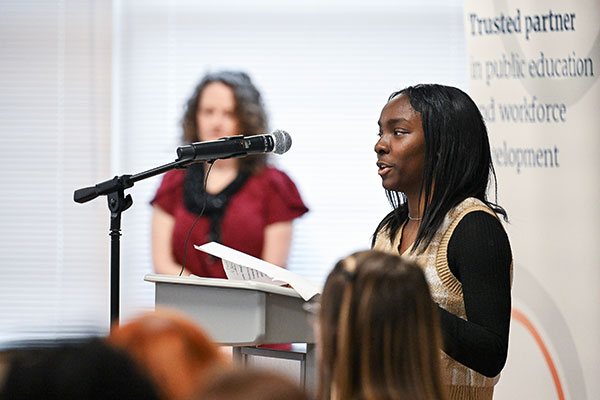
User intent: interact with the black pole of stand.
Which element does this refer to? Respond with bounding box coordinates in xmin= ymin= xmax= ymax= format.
xmin=74 ymin=158 xmax=196 ymax=331
xmin=107 ymin=188 xmax=133 ymax=327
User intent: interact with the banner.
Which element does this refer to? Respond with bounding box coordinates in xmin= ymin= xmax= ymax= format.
xmin=463 ymin=1 xmax=599 ymax=399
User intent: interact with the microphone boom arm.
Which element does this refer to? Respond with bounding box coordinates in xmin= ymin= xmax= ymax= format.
xmin=73 ymin=158 xmax=196 ymax=204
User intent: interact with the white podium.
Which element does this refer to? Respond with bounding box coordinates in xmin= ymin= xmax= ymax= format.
xmin=144 ymin=274 xmax=317 ymax=391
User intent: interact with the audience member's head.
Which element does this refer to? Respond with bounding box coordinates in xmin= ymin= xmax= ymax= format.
xmin=108 ymin=308 xmax=228 ymax=400
xmin=0 ymin=338 xmax=160 ymax=400
xmin=318 ymin=250 xmax=446 ymax=400
xmin=194 ymin=368 xmax=310 ymax=400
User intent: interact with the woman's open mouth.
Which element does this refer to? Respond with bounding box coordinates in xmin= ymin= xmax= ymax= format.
xmin=377 ymin=161 xmax=392 ymax=176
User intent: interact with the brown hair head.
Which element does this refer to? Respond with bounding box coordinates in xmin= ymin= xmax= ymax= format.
xmin=194 ymin=368 xmax=310 ymax=400
xmin=181 ymin=70 xmax=269 ymax=173
xmin=318 ymin=250 xmax=446 ymax=400
xmin=108 ymin=308 xmax=229 ymax=400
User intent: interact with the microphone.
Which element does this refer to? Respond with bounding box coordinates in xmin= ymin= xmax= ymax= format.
xmin=176 ymin=129 xmax=292 ymax=162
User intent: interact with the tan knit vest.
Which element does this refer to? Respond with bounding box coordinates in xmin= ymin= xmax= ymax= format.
xmin=374 ymin=198 xmax=507 ymax=400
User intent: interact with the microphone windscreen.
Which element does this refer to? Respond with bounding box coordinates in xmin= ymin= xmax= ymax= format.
xmin=271 ymin=129 xmax=292 ymax=154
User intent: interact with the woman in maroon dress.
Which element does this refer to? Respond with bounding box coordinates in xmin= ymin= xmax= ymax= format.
xmin=151 ymin=71 xmax=308 ymax=278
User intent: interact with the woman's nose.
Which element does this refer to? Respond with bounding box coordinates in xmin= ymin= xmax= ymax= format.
xmin=374 ymin=136 xmax=389 ymax=154
xmin=210 ymin=113 xmax=225 ymax=127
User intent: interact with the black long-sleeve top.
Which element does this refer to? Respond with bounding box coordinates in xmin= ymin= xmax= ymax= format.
xmin=440 ymin=211 xmax=512 ymax=377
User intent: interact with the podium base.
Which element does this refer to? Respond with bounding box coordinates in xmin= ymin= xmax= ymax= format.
xmin=232 ymin=344 xmax=316 ymax=394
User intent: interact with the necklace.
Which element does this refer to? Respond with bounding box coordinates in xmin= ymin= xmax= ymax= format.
xmin=408 ymin=215 xmax=422 ymax=221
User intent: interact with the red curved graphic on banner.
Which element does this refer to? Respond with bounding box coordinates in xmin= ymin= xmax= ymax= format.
xmin=511 ymin=308 xmax=565 ymax=400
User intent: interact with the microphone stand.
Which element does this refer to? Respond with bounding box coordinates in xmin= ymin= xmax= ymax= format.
xmin=73 ymin=157 xmax=197 ymax=331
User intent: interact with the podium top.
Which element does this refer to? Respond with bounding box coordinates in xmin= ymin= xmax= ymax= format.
xmin=144 ymin=274 xmax=304 ymax=299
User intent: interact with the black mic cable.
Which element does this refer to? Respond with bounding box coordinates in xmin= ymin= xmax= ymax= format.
xmin=179 ymin=160 xmax=214 ymax=276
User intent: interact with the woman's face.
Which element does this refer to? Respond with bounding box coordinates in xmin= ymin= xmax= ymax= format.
xmin=196 ymin=82 xmax=240 ymax=141
xmin=375 ymin=93 xmax=426 ymax=194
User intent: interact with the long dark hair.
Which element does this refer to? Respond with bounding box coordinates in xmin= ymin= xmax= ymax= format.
xmin=181 ymin=70 xmax=268 ymax=173
xmin=372 ymin=84 xmax=507 ymax=252
xmin=318 ymin=250 xmax=446 ymax=400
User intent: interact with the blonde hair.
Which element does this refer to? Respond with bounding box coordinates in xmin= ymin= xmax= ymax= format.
xmin=318 ymin=250 xmax=446 ymax=400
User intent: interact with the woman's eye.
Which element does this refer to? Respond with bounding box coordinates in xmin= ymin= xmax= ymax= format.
xmin=378 ymin=129 xmax=408 ymax=137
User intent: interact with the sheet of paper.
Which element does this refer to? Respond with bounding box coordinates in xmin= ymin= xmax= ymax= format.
xmin=221 ymin=259 xmax=286 ymax=285
xmin=194 ymin=242 xmax=321 ymax=301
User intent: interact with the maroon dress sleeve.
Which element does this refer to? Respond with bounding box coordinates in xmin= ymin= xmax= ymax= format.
xmin=150 ymin=170 xmax=185 ymax=216
xmin=262 ymin=168 xmax=309 ymax=225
